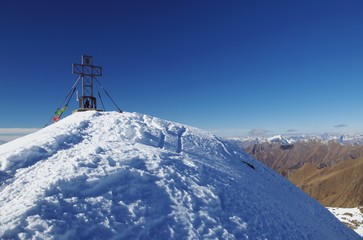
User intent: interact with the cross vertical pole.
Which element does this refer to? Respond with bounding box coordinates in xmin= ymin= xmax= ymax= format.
xmin=72 ymin=55 xmax=103 ymax=111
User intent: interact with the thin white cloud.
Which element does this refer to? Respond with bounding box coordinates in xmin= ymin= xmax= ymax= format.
xmin=0 ymin=128 xmax=39 ymax=134
xmin=0 ymin=128 xmax=39 ymax=142
xmin=248 ymin=128 xmax=270 ymax=136
xmin=333 ymin=124 xmax=347 ymax=128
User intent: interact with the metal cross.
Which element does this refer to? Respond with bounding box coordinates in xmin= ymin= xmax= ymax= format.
xmin=72 ymin=55 xmax=102 ymax=110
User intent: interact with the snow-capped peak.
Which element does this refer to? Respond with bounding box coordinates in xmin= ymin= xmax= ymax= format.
xmin=234 ymin=133 xmax=363 ymax=147
xmin=267 ymin=135 xmax=291 ymax=145
xmin=0 ymin=111 xmax=360 ymax=239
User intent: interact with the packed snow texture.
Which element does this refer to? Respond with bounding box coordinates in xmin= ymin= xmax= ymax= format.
xmin=0 ymin=111 xmax=360 ymax=239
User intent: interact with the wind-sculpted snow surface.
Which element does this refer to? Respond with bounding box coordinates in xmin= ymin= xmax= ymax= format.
xmin=0 ymin=112 xmax=360 ymax=239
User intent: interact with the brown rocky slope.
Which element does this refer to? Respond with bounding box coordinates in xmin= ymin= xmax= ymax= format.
xmin=244 ymin=141 xmax=363 ymax=207
xmin=289 ymin=158 xmax=363 ymax=207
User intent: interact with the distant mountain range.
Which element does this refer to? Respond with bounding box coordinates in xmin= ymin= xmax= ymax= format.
xmin=244 ymin=138 xmax=363 ymax=175
xmin=234 ymin=133 xmax=363 ymax=208
xmin=233 ymin=133 xmax=363 ymax=148
xmin=234 ymin=133 xmax=363 ymax=236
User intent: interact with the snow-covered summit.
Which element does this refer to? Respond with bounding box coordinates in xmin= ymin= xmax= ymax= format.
xmin=0 ymin=111 xmax=360 ymax=239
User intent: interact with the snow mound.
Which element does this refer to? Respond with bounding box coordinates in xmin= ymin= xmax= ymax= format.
xmin=0 ymin=111 xmax=360 ymax=239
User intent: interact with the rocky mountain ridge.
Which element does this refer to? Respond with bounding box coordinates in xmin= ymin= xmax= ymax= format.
xmin=234 ymin=133 xmax=363 ymax=148
xmin=236 ymin=134 xmax=363 ymax=236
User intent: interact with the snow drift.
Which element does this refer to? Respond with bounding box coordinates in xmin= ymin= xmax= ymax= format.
xmin=0 ymin=111 xmax=360 ymax=239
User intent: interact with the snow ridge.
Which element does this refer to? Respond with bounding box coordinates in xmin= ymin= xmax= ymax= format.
xmin=0 ymin=111 xmax=360 ymax=239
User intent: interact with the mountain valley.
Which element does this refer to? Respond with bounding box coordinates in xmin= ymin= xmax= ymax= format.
xmin=236 ymin=135 xmax=363 ymax=236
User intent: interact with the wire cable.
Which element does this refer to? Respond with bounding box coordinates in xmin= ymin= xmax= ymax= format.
xmin=94 ymin=77 xmax=123 ymax=113
xmin=98 ymin=92 xmax=105 ymax=111
xmin=44 ymin=76 xmax=81 ymax=127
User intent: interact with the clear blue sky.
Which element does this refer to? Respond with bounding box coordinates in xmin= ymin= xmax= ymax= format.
xmin=1 ymin=0 xmax=363 ymax=138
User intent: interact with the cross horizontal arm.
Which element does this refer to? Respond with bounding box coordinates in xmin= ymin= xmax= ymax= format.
xmin=72 ymin=63 xmax=102 ymax=76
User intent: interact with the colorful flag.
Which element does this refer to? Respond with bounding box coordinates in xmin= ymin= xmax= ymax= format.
xmin=54 ymin=106 xmax=67 ymax=116
xmin=52 ymin=116 xmax=60 ymax=122
xmin=54 ymin=110 xmax=62 ymax=116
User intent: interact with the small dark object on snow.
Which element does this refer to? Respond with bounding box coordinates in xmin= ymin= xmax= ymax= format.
xmin=241 ymin=160 xmax=255 ymax=169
